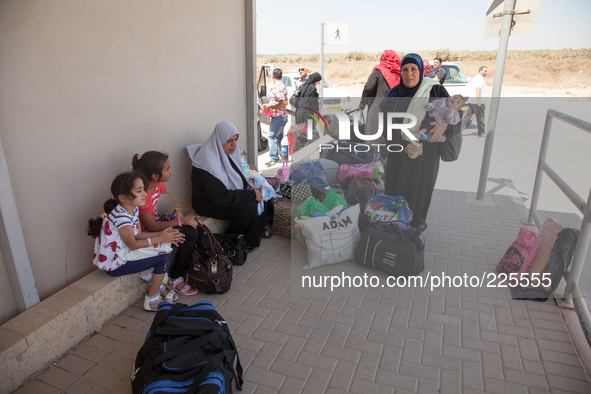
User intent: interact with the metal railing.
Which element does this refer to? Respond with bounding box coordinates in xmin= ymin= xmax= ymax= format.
xmin=528 ymin=108 xmax=591 ymax=346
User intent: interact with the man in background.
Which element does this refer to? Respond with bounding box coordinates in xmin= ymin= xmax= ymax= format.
xmin=427 ymin=56 xmax=446 ymax=84
xmin=461 ymin=66 xmax=488 ymax=137
xmin=295 ymin=65 xmax=308 ymax=90
xmin=261 ymin=68 xmax=288 ymax=166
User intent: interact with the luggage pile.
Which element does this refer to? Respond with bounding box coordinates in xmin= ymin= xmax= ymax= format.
xmin=269 ymin=141 xmax=427 ymax=277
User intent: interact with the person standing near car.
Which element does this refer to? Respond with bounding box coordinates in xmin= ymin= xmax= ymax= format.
xmin=461 ymin=66 xmax=488 ymax=137
xmin=295 ymin=65 xmax=308 ymax=90
xmin=427 ymin=57 xmax=446 ymax=84
xmin=261 ymin=68 xmax=288 ymax=166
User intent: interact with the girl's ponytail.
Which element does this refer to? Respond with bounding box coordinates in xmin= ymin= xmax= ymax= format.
xmin=131 ymin=153 xmax=141 ymax=171
xmin=87 ymin=199 xmax=118 ymax=238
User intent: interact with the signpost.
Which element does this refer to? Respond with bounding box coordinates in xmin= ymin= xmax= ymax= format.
xmin=319 ymin=22 xmax=348 ymax=99
xmin=477 ymin=0 xmax=542 ymax=200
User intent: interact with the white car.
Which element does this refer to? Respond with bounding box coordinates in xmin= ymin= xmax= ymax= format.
xmin=256 ymin=64 xmax=354 ymax=150
xmin=427 ymin=61 xmax=471 ymax=100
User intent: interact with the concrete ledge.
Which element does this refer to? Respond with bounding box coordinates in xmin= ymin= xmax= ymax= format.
xmin=0 ymin=270 xmax=146 ymax=394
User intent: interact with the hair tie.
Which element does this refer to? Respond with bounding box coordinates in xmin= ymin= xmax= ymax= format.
xmin=136 ymin=154 xmax=141 ymax=160
xmin=101 ymin=213 xmax=107 ymax=219
xmin=111 ymin=196 xmax=116 ymax=200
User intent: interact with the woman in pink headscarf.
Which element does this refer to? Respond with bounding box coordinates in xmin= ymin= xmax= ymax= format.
xmin=359 ymin=50 xmax=401 ymax=155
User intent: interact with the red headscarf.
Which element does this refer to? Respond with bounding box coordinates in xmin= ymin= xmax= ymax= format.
xmin=373 ymin=50 xmax=401 ymax=89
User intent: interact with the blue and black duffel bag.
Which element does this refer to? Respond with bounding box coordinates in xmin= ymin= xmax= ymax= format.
xmin=131 ymin=301 xmax=243 ymax=394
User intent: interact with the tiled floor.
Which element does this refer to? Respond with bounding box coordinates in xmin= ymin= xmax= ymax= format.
xmin=14 ymin=190 xmax=591 ymax=393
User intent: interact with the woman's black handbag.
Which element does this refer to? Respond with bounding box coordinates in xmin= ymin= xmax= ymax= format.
xmin=440 ymin=130 xmax=463 ymax=162
xmin=186 ymin=224 xmax=233 ymax=294
xmin=195 ymin=227 xmax=247 ymax=266
xmin=214 ymin=233 xmax=247 ymax=266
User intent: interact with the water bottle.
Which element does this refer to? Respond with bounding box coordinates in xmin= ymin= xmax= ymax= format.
xmin=280 ymin=135 xmax=289 ymax=158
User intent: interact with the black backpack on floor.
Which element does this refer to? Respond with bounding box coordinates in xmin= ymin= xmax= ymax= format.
xmin=131 ymin=301 xmax=243 ymax=394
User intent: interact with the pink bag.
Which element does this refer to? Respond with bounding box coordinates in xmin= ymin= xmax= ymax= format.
xmin=338 ymin=162 xmax=383 ymax=183
xmin=277 ymin=161 xmax=289 ymax=183
xmin=496 ymin=228 xmax=538 ymax=278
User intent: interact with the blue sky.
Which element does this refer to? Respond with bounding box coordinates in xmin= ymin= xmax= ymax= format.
xmin=256 ymin=0 xmax=591 ymax=54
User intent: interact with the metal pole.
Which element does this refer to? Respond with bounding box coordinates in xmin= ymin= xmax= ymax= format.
xmin=319 ymin=23 xmax=324 ymax=100
xmin=0 ymin=134 xmax=40 ymax=312
xmin=527 ymin=112 xmax=553 ymax=224
xmin=564 ymin=187 xmax=591 ymax=300
xmin=476 ymin=0 xmax=516 ymax=200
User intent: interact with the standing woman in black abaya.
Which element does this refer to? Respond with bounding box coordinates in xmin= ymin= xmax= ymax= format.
xmin=379 ymin=53 xmax=462 ymax=222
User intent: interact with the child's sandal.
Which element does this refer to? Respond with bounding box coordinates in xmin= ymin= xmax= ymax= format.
xmin=160 ymin=284 xmax=179 ymax=302
xmin=167 ymin=277 xmax=199 ymax=296
xmin=144 ymin=294 xmax=164 ymax=312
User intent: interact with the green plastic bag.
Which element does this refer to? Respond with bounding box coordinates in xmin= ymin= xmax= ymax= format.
xmin=322 ymin=190 xmax=347 ymax=210
xmin=292 ymin=196 xmax=330 ymax=250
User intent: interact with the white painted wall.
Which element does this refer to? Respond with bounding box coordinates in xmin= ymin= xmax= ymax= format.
xmin=0 ymin=0 xmax=249 ymax=318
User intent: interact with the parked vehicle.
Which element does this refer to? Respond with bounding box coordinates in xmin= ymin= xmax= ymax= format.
xmin=427 ymin=61 xmax=471 ymax=100
xmin=256 ymin=64 xmax=353 ymax=150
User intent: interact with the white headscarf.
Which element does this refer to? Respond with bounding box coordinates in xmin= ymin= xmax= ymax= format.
xmin=186 ymin=121 xmax=247 ymax=190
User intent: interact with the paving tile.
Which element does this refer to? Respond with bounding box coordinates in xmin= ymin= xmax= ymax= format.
xmin=349 ymin=379 xmax=394 ymax=394
xmin=297 ymin=351 xmax=337 ymax=372
xmin=251 ymin=343 xmax=282 ymax=370
xmin=462 ymin=337 xmax=500 ymax=354
xmin=56 ymin=354 xmax=96 ymax=376
xmin=440 ymin=370 xmax=461 ymax=393
xmin=442 ymin=324 xmax=461 ymax=347
xmin=233 ymin=334 xmax=265 ymax=354
xmin=354 ymin=352 xmax=380 ymax=381
xmin=13 ymin=380 xmax=62 ymax=394
xmin=298 ymin=316 xmax=334 ymax=332
xmin=235 ymin=314 xmax=264 ymax=337
xmin=399 ymin=361 xmax=440 ymax=382
xmin=85 ymin=334 xmax=122 ymax=354
xmin=279 ymin=377 xmax=306 ymax=393
xmin=244 ymin=367 xmax=285 ymax=391
xmin=546 ymin=373 xmax=591 ymax=393
xmin=388 ymin=324 xmax=424 ymax=341
xmin=462 ymin=360 xmax=484 ymax=391
xmin=504 ymin=369 xmax=549 ymax=390
xmin=479 ymin=331 xmax=518 ymax=347
xmin=270 ymin=359 xmax=312 ymax=381
xmin=350 ymin=317 xmax=373 ymax=339
xmin=345 ymin=337 xmax=382 ymax=356
xmin=375 ymin=370 xmax=418 ymax=392
xmin=73 ymin=344 xmax=109 ymax=363
xmin=63 ymin=377 xmax=95 ymax=394
xmin=401 ymin=338 xmax=423 ymax=364
xmin=303 ymin=330 xmax=329 ymax=355
xmin=277 ymin=336 xmax=306 ymax=363
xmin=301 ymin=368 xmax=331 ymax=394
xmin=418 ymin=378 xmax=440 ymax=394
xmin=321 ymin=310 xmax=355 ymax=326
xmin=36 ymin=366 xmax=80 ymax=390
xmin=483 ymin=378 xmax=528 ymax=394
xmin=86 ymin=385 xmax=110 ymax=394
xmin=442 ymin=345 xmax=481 ymax=363
xmin=321 ymin=344 xmax=361 ymax=364
xmin=239 ymin=302 xmax=272 ymax=318
xmin=367 ymin=331 xmax=404 ymax=349
xmin=251 ymin=328 xmax=289 ymax=346
xmin=328 ymin=360 xmax=356 ymax=392
xmin=82 ymin=364 xmax=127 ymax=390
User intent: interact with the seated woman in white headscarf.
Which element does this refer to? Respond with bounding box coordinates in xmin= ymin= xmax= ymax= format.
xmin=187 ymin=121 xmax=270 ymax=250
